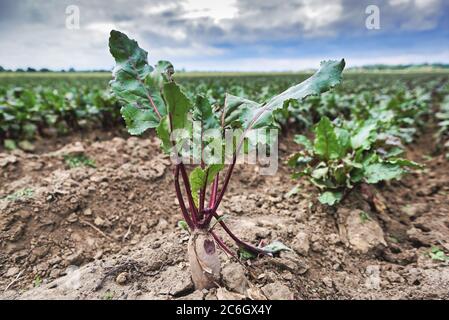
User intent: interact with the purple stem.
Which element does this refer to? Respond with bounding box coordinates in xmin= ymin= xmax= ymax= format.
xmin=208 ymin=174 xmax=219 ymax=209
xmin=212 ymin=212 xmax=272 ymax=257
xmin=174 ymin=166 xmax=194 ymax=230
xmin=199 ymin=169 xmax=209 ymax=216
xmin=210 ymin=230 xmax=237 ymax=259
xmin=200 ymin=155 xmax=236 ymax=227
xmin=211 ymin=154 xmax=237 ymax=213
xmin=179 ymin=163 xmax=199 ymax=226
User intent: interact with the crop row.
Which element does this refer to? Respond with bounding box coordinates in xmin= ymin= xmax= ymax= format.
xmin=0 ymin=73 xmax=447 ymax=153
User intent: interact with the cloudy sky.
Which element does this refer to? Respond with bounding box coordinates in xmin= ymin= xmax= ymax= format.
xmin=0 ymin=0 xmax=448 ymax=71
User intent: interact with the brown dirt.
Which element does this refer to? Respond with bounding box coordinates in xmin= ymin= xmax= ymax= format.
xmin=1 ymin=126 xmax=449 ymax=300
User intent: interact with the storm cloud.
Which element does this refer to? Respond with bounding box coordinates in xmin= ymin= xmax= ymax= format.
xmin=0 ymin=0 xmax=448 ymax=70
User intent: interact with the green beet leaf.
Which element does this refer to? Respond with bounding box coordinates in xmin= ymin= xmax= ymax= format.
xmin=109 ymin=30 xmax=166 ymax=135
xmin=313 ymin=116 xmax=342 ymax=160
xmin=318 ymin=191 xmax=343 ymax=205
xmin=156 ymin=82 xmax=193 ymax=153
xmin=162 ymin=82 xmax=192 ymax=131
xmin=225 ymin=59 xmax=345 ymax=131
xmin=363 ymin=163 xmax=404 ymax=183
xmin=293 ymin=134 xmax=313 ymax=152
xmin=350 ymin=120 xmax=377 ymax=150
xmin=193 ymin=95 xmax=220 ymax=131
xmin=188 ymin=164 xmax=224 ymax=206
xmin=262 ymin=241 xmax=293 ymax=254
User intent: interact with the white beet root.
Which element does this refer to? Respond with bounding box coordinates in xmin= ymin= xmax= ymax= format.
xmin=187 ymin=230 xmax=221 ymax=290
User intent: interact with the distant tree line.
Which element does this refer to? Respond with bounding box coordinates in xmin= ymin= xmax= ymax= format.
xmin=0 ymin=64 xmax=448 ymax=73
xmin=349 ymin=63 xmax=449 ymax=70
xmin=0 ymin=66 xmax=111 ymax=73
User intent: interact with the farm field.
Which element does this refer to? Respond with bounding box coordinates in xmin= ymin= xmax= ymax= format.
xmin=1 ymin=70 xmax=449 ymax=300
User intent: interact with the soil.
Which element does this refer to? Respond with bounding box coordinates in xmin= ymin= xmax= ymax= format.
xmin=1 ymin=124 xmax=449 ymax=300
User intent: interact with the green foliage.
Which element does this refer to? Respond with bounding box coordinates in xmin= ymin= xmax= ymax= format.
xmin=238 ymin=247 xmax=257 ymax=260
xmin=359 ymin=211 xmax=371 ymax=223
xmin=193 ymin=94 xmax=221 ymax=131
xmin=318 ymin=191 xmax=342 ymax=206
xmin=238 ymin=240 xmax=292 ymax=260
xmin=363 ymin=163 xmax=404 ymax=183
xmin=224 ymin=60 xmax=345 ymax=130
xmin=289 ymin=116 xmax=422 ymax=205
xmin=188 ymin=164 xmax=224 ymax=206
xmin=284 ymin=76 xmax=432 ymax=144
xmin=177 ymin=220 xmax=189 ymax=232
xmin=4 ymin=139 xmax=17 ymax=150
xmin=0 ymin=68 xmax=441 ymax=147
xmin=103 ymin=291 xmax=114 ymax=300
xmin=0 ymin=79 xmax=123 ymax=143
xmin=436 ymin=95 xmax=449 ymax=158
xmin=108 ymin=30 xmax=345 ymax=206
xmin=428 ymin=246 xmax=449 ymax=261
xmin=157 ymin=82 xmax=193 ymax=152
xmin=163 ymin=82 xmax=192 ymax=131
xmin=313 ymin=116 xmax=341 ymax=160
xmin=33 ymin=275 xmax=42 ymax=287
xmin=262 ymin=241 xmax=293 ymax=254
xmin=109 ymin=30 xmax=344 ymax=151
xmin=64 ymin=154 xmax=96 ymax=168
xmin=1 ymin=188 xmax=34 ymax=202
xmin=109 ymin=30 xmax=167 ymax=135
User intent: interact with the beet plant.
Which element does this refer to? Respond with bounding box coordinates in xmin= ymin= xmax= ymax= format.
xmin=436 ymin=96 xmax=449 ymax=159
xmin=289 ymin=116 xmax=422 ymax=205
xmin=108 ymin=30 xmax=345 ymax=289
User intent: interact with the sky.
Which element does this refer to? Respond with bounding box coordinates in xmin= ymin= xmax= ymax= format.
xmin=0 ymin=0 xmax=448 ymax=71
